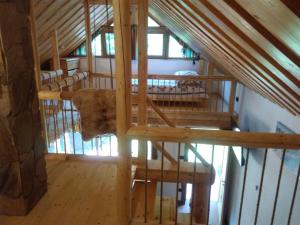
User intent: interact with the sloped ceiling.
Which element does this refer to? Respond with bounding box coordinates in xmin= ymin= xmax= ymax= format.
xmin=150 ymin=0 xmax=300 ymax=115
xmin=33 ymin=0 xmax=112 ymax=63
xmin=33 ymin=0 xmax=300 ymax=115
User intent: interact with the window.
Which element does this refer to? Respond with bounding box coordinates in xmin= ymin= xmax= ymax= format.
xmin=74 ymin=43 xmax=86 ymax=56
xmin=168 ymin=35 xmax=184 ymax=58
xmin=91 ymin=34 xmax=102 ymax=56
xmin=105 ymin=33 xmax=115 ymax=55
xmin=148 ymin=17 xmax=160 ymax=27
xmin=70 ymin=16 xmax=197 ymax=60
xmin=131 ymin=140 xmax=152 ymax=159
xmin=147 ymin=33 xmax=164 ymax=56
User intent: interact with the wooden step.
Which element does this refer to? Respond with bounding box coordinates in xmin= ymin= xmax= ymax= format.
xmin=132 ymin=196 xmax=204 ymax=225
xmin=132 ymin=180 xmax=157 ymax=220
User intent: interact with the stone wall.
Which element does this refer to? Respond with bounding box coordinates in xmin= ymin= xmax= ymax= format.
xmin=0 ymin=0 xmax=47 ymax=215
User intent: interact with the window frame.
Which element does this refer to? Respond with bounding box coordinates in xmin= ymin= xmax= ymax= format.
xmin=70 ymin=17 xmax=196 ymax=61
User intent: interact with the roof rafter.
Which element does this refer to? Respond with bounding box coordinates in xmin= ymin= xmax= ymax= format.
xmin=158 ymin=0 xmax=299 ymax=114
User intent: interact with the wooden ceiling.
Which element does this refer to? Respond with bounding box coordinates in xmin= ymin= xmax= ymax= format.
xmin=33 ymin=0 xmax=112 ymax=63
xmin=33 ymin=0 xmax=300 ymax=115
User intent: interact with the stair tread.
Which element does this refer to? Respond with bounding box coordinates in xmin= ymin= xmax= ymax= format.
xmin=132 ymin=181 xmax=157 ymax=220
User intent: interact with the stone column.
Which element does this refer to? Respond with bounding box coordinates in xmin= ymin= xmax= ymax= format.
xmin=0 ymin=0 xmax=47 ymax=215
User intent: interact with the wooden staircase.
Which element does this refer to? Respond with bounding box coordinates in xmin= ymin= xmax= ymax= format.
xmin=131 ymin=159 xmax=213 ymax=225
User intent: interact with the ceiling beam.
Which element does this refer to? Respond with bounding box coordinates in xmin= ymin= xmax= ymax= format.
xmin=198 ymin=0 xmax=300 ymax=89
xmin=224 ymin=0 xmax=300 ymax=67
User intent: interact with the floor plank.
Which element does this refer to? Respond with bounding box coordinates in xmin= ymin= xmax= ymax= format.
xmin=0 ymin=159 xmax=119 ymax=225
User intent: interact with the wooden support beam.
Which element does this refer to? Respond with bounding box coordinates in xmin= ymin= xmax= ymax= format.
xmin=152 ymin=141 xmax=177 ymax=165
xmin=84 ymin=0 xmax=93 ymax=73
xmin=206 ymin=62 xmax=214 ymax=108
xmin=51 ymin=29 xmax=60 ymax=70
xmin=112 ymin=0 xmax=132 ymax=224
xmin=127 ymin=126 xmax=300 ymax=149
xmin=137 ymin=0 xmax=148 ymax=126
xmin=137 ymin=0 xmax=148 ymax=160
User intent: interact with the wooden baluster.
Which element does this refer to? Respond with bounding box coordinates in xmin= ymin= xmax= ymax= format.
xmin=206 ymin=145 xmax=215 ymax=225
xmin=254 ymin=148 xmax=268 ymax=225
xmin=160 ymin=141 xmax=165 ymax=224
xmin=287 ymin=163 xmax=300 ymax=225
xmin=270 ymin=149 xmax=287 ymax=225
xmin=190 ymin=144 xmax=197 ymax=225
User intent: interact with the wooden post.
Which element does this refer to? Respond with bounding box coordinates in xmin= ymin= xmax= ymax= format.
xmin=193 ymin=184 xmax=210 ymax=224
xmin=51 ymin=29 xmax=60 ymax=70
xmin=199 ymin=58 xmax=205 ymax=74
xmin=112 ymin=0 xmax=132 ymax=224
xmin=84 ymin=0 xmax=93 ymax=74
xmin=137 ymin=0 xmax=148 ymax=159
xmin=207 ymin=62 xmax=214 ymax=92
xmin=206 ymin=62 xmax=214 ymax=110
xmin=229 ymin=80 xmax=237 ymax=115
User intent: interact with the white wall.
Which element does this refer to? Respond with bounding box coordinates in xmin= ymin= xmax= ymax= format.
xmin=227 ymin=86 xmax=300 ymax=225
xmin=80 ymin=57 xmax=200 ymax=74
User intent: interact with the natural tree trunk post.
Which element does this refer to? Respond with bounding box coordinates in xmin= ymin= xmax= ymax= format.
xmin=137 ymin=0 xmax=148 ymax=160
xmin=51 ymin=29 xmax=60 ymax=71
xmin=112 ymin=0 xmax=132 ymax=224
xmin=0 ymin=0 xmax=47 ymax=215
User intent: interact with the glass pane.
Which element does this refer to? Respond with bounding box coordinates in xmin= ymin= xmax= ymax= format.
xmin=75 ymin=44 xmax=86 ymax=56
xmin=148 ymin=33 xmax=164 ymax=56
xmin=91 ymin=34 xmax=102 ymax=56
xmin=148 ymin=16 xmax=160 ymax=27
xmin=105 ymin=33 xmax=115 ymax=55
xmin=168 ymin=35 xmax=184 ymax=58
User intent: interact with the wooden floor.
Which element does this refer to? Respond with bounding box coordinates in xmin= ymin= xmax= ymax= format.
xmin=0 ymin=159 xmax=119 ymax=225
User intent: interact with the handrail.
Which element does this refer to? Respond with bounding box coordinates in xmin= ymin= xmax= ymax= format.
xmin=91 ymin=72 xmax=235 ymax=81
xmin=126 ymin=126 xmax=300 ymax=149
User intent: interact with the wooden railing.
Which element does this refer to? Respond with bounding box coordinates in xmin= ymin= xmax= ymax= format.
xmin=127 ymin=126 xmax=300 ymax=224
xmin=38 ymin=78 xmax=300 ymax=224
xmin=87 ymin=73 xmax=236 ymax=114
